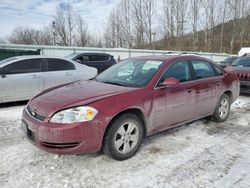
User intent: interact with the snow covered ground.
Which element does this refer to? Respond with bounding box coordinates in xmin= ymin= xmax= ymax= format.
xmin=0 ymin=95 xmax=250 ymax=188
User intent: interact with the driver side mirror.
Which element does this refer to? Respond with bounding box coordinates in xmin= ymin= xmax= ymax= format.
xmin=160 ymin=77 xmax=180 ymax=87
xmin=0 ymin=68 xmax=6 ymax=78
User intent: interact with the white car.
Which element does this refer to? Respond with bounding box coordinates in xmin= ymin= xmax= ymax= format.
xmin=0 ymin=55 xmax=97 ymax=103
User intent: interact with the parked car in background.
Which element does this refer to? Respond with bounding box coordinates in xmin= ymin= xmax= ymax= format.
xmin=219 ymin=56 xmax=238 ymax=67
xmin=22 ymin=55 xmax=239 ymax=160
xmin=226 ymin=56 xmax=250 ymax=93
xmin=65 ymin=52 xmax=116 ymax=73
xmin=0 ymin=48 xmax=40 ymax=61
xmin=0 ymin=56 xmax=97 ymax=103
xmin=238 ymin=47 xmax=250 ymax=56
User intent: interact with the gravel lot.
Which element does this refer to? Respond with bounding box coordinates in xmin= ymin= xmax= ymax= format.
xmin=0 ymin=95 xmax=250 ymax=188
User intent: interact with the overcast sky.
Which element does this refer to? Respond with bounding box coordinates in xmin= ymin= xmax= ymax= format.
xmin=0 ymin=0 xmax=119 ymax=38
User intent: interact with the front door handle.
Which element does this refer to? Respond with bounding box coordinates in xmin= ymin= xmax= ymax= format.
xmin=186 ymin=89 xmax=192 ymax=93
xmin=32 ymin=75 xmax=42 ymax=79
xmin=1 ymin=75 xmax=6 ymax=78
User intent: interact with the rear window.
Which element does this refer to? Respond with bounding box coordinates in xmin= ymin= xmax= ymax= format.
xmin=46 ymin=59 xmax=75 ymax=71
xmin=191 ymin=60 xmax=215 ymax=79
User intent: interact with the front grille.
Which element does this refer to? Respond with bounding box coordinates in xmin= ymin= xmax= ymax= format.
xmin=41 ymin=142 xmax=80 ymax=149
xmin=27 ymin=105 xmax=45 ymax=121
xmin=237 ymin=73 xmax=250 ymax=81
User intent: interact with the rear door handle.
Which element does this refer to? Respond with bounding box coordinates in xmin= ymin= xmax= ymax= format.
xmin=186 ymin=89 xmax=192 ymax=93
xmin=216 ymin=82 xmax=221 ymax=86
xmin=66 ymin=72 xmax=73 ymax=76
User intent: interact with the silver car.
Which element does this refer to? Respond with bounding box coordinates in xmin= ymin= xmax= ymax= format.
xmin=0 ymin=56 xmax=97 ymax=103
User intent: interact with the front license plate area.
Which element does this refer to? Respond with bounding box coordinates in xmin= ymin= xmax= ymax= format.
xmin=21 ymin=120 xmax=35 ymax=142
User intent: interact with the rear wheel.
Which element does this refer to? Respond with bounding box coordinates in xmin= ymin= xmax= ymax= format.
xmin=212 ymin=94 xmax=231 ymax=122
xmin=103 ymin=113 xmax=144 ymax=160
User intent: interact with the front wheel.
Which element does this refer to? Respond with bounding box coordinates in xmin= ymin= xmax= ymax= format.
xmin=212 ymin=94 xmax=231 ymax=122
xmin=103 ymin=113 xmax=144 ymax=160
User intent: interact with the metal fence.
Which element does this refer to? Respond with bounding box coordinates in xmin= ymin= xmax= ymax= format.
xmin=0 ymin=44 xmax=230 ymax=62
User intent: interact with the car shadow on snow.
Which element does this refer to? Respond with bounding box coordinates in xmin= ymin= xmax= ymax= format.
xmin=0 ymin=101 xmax=28 ymax=108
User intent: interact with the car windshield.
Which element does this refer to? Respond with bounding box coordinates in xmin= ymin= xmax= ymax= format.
xmin=232 ymin=58 xmax=250 ymax=67
xmin=95 ymin=59 xmax=164 ymax=87
xmin=223 ymin=57 xmax=237 ymax=64
xmin=0 ymin=57 xmax=17 ymax=65
xmin=65 ymin=53 xmax=78 ymax=59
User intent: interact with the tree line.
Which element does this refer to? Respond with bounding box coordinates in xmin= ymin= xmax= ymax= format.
xmin=5 ymin=0 xmax=250 ymax=54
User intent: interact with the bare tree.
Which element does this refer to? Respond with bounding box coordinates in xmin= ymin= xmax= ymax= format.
xmin=54 ymin=4 xmax=77 ymax=46
xmin=190 ymin=0 xmax=201 ymax=51
xmin=219 ymin=0 xmax=228 ymax=53
xmin=227 ymin=0 xmax=240 ymax=53
xmin=119 ymin=0 xmax=132 ymax=48
xmin=76 ymin=16 xmax=89 ymax=47
xmin=239 ymin=0 xmax=250 ymax=47
xmin=131 ymin=0 xmax=156 ymax=48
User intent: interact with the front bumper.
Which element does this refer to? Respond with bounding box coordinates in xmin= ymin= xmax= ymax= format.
xmin=240 ymin=80 xmax=250 ymax=93
xmin=22 ymin=108 xmax=106 ymax=155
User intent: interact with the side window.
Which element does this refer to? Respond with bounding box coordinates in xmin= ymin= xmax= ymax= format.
xmin=89 ymin=55 xmax=109 ymax=62
xmin=213 ymin=65 xmax=223 ymax=76
xmin=46 ymin=59 xmax=75 ymax=72
xmin=158 ymin=61 xmax=191 ymax=86
xmin=3 ymin=59 xmax=42 ymax=75
xmin=76 ymin=55 xmax=88 ymax=62
xmin=191 ymin=60 xmax=215 ymax=79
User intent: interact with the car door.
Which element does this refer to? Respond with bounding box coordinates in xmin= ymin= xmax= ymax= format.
xmin=190 ymin=60 xmax=222 ymax=117
xmin=152 ymin=61 xmax=196 ymax=131
xmin=43 ymin=58 xmax=76 ymax=90
xmin=0 ymin=59 xmax=43 ymax=103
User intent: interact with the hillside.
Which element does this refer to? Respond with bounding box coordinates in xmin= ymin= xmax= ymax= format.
xmin=153 ymin=16 xmax=250 ymax=54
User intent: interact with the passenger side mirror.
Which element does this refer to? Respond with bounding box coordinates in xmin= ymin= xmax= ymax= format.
xmin=220 ymin=64 xmax=227 ymax=68
xmin=161 ymin=77 xmax=180 ymax=86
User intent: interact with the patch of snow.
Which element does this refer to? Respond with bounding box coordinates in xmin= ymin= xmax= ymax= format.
xmin=0 ymin=96 xmax=250 ymax=188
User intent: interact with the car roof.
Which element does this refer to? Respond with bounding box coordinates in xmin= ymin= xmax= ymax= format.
xmin=72 ymin=52 xmax=112 ymax=56
xmin=0 ymin=55 xmax=75 ymax=67
xmin=130 ymin=55 xmax=212 ymax=63
xmin=9 ymin=55 xmax=67 ymax=60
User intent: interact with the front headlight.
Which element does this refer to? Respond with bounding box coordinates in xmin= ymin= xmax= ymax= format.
xmin=50 ymin=106 xmax=98 ymax=124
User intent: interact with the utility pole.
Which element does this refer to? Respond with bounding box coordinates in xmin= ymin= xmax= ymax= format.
xmin=151 ymin=32 xmax=156 ymax=50
xmin=52 ymin=21 xmax=56 ymax=46
xmin=178 ymin=19 xmax=187 ymax=36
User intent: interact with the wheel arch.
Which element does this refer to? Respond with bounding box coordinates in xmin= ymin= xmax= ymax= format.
xmin=101 ymin=108 xmax=148 ymax=149
xmin=223 ymin=90 xmax=233 ymax=104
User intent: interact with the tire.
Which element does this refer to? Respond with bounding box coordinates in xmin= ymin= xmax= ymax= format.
xmin=212 ymin=94 xmax=231 ymax=122
xmin=103 ymin=113 xmax=144 ymax=160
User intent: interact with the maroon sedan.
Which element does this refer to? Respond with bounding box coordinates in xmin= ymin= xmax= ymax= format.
xmin=22 ymin=55 xmax=240 ymax=160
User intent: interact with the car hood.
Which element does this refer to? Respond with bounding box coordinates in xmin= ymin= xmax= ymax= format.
xmin=225 ymin=66 xmax=250 ymax=74
xmin=29 ymin=80 xmax=136 ymax=117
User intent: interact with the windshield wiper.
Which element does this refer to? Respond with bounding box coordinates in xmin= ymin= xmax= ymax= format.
xmin=102 ymin=81 xmax=125 ymax=86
